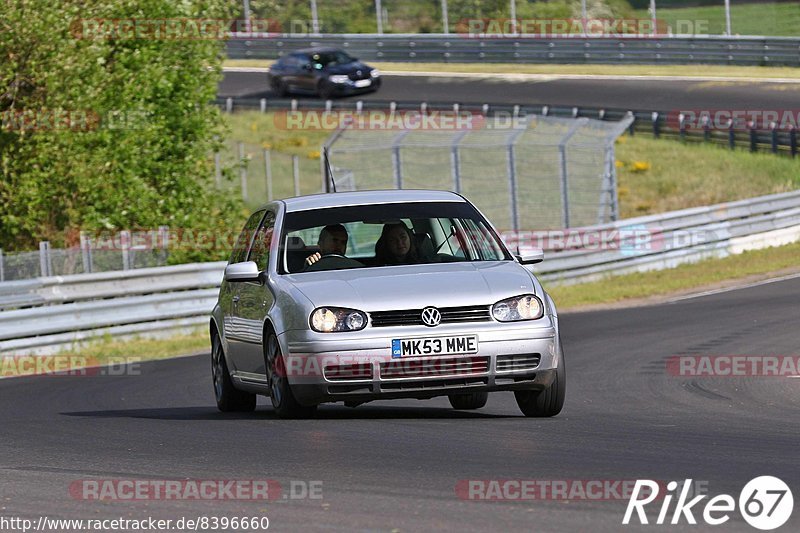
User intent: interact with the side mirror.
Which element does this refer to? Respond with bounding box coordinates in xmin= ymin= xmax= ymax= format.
xmin=516 ymin=249 xmax=544 ymax=265
xmin=224 ymin=261 xmax=262 ymax=282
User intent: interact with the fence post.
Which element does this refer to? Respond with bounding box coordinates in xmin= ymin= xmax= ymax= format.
xmin=703 ymin=115 xmax=711 ymax=142
xmin=39 ymin=241 xmax=52 ymax=277
xmin=391 ymin=131 xmax=411 ymax=190
xmin=214 ymin=152 xmax=222 ymax=188
xmin=0 ymin=248 xmax=4 ymax=282
xmin=264 ymin=149 xmax=273 ymax=200
xmin=226 ymin=97 xmax=233 ymax=113
xmin=120 ymin=230 xmax=131 ymax=270
xmin=506 ymin=123 xmax=527 ymax=233
xmin=790 ymin=126 xmax=797 ymax=158
xmin=292 ymin=155 xmax=300 ymax=196
xmin=238 ymin=142 xmax=248 ymax=202
xmin=557 ymin=119 xmax=587 ymax=229
xmin=80 ymin=232 xmax=92 ymax=274
xmin=450 ymin=130 xmax=469 ymax=194
xmin=770 ymin=123 xmax=778 ymax=154
xmin=651 ymin=111 xmax=660 ymax=138
xmin=628 ymin=112 xmax=635 ymax=136
xmin=728 ymin=119 xmax=735 ymax=150
xmin=749 ymin=122 xmax=757 ymax=153
xmin=158 ymin=225 xmax=169 ymax=266
xmin=260 ymin=98 xmax=267 ymax=113
xmin=678 ymin=113 xmax=686 ymax=141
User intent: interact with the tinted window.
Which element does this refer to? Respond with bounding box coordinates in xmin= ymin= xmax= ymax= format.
xmin=248 ymin=211 xmax=276 ymax=271
xmin=280 ymin=202 xmax=511 ymax=273
xmin=310 ymin=51 xmax=354 ymax=69
xmin=229 ymin=210 xmax=265 ymax=264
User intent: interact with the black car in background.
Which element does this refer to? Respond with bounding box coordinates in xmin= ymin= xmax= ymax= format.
xmin=267 ymin=47 xmax=381 ymax=99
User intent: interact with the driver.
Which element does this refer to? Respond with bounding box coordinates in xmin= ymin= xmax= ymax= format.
xmin=305 ymin=224 xmax=349 ymax=267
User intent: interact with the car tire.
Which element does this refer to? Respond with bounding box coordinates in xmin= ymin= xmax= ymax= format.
xmin=211 ymin=333 xmax=257 ymax=413
xmin=515 ymin=345 xmax=566 ymax=417
xmin=265 ymin=330 xmax=317 ymax=419
xmin=317 ymin=80 xmax=335 ymax=100
xmin=448 ymin=392 xmax=488 ymax=410
xmin=271 ymin=77 xmax=288 ymax=97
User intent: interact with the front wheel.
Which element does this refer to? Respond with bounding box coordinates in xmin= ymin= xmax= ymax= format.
xmin=515 ymin=347 xmax=566 ymax=417
xmin=211 ymin=334 xmax=256 ymax=412
xmin=448 ymin=392 xmax=488 ymax=410
xmin=265 ymin=331 xmax=317 ymax=419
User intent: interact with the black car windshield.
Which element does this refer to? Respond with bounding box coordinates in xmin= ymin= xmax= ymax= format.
xmin=280 ymin=201 xmax=512 ymax=274
xmin=310 ymin=51 xmax=354 ymax=68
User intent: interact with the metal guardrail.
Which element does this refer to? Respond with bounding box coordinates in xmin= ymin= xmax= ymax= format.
xmin=226 ymin=35 xmax=800 ymax=66
xmin=1 ymin=189 xmax=799 ymax=355
xmin=0 ymin=262 xmax=225 ymax=354
xmin=218 ymin=97 xmax=799 ymax=158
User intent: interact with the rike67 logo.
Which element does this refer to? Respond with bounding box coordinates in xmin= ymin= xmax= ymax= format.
xmin=623 ymin=477 xmax=793 ymax=530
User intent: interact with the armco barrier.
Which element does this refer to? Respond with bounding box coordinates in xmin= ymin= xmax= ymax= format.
xmin=2 ymin=191 xmax=800 ymax=354
xmin=226 ymin=35 xmax=800 ymax=67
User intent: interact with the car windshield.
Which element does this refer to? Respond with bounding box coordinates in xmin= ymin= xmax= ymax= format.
xmin=310 ymin=51 xmax=354 ymax=68
xmin=280 ymin=201 xmax=511 ymax=274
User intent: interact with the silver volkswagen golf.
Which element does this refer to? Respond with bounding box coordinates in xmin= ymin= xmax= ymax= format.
xmin=210 ymin=190 xmax=565 ymax=418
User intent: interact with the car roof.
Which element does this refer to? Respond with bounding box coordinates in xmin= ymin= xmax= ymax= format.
xmin=275 ymin=190 xmax=466 ymax=213
xmin=292 ymin=47 xmax=344 ymax=56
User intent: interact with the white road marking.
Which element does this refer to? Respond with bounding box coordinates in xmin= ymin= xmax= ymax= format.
xmin=666 ymin=271 xmax=800 ymax=304
xmin=222 ymin=66 xmax=800 ymax=84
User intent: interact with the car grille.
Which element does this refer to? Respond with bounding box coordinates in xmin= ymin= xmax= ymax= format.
xmin=324 ymin=362 xmax=372 ymax=381
xmin=370 ymin=305 xmax=491 ymax=327
xmin=379 ymin=356 xmax=489 ymax=379
xmin=348 ymin=71 xmax=370 ymax=81
xmin=381 ymin=376 xmax=488 ymax=391
xmin=496 ymin=353 xmax=541 ymax=373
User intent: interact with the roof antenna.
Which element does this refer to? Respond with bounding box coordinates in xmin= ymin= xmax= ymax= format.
xmin=323 ymin=146 xmax=337 ymax=193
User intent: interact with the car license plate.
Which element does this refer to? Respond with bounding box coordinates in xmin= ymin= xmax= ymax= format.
xmin=391 ymin=335 xmax=478 ymax=358
xmin=354 ymin=79 xmax=372 ymax=88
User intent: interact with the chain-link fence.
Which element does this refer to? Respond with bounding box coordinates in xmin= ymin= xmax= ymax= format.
xmin=0 ymin=230 xmax=170 ymax=282
xmin=325 ymin=113 xmax=633 ymax=230
xmin=237 ymin=0 xmax=800 ymax=37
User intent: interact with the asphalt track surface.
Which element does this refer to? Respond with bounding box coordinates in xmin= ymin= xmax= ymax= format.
xmin=219 ymin=71 xmax=800 ymax=111
xmin=1 ymin=277 xmax=799 ymax=532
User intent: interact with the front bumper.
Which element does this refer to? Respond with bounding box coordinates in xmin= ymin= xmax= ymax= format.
xmin=278 ymin=319 xmax=560 ymax=405
xmin=329 ymin=77 xmax=381 ymax=94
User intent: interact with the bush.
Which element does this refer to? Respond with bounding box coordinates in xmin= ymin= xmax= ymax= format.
xmin=0 ymin=0 xmax=245 ymax=262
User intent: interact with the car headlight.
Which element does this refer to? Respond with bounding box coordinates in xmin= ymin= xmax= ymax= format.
xmin=370 ymin=69 xmax=380 ymax=78
xmin=328 ymin=75 xmax=350 ymax=84
xmin=310 ymin=307 xmax=367 ymax=333
xmin=491 ymin=295 xmax=543 ymax=322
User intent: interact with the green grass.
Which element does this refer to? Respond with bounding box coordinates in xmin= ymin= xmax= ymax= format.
xmin=634 ymin=2 xmax=800 ymax=37
xmin=548 ymin=240 xmax=800 ymax=309
xmin=1 ymin=331 xmax=208 ymax=378
xmin=615 ymin=135 xmax=800 ymax=218
xmin=223 ymin=59 xmax=800 ymax=80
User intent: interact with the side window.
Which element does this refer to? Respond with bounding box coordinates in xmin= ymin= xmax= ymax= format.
xmin=229 ymin=210 xmax=266 ymax=264
xmin=248 ymin=211 xmax=276 ymax=271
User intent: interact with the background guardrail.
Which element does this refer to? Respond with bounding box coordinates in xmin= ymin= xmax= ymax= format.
xmin=226 ymin=35 xmax=800 ymax=66
xmin=218 ymin=96 xmax=799 ymax=158
xmin=2 ymin=190 xmax=800 ymax=355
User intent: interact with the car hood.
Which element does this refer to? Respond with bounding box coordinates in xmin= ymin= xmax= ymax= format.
xmin=286 ymin=261 xmax=537 ymax=311
xmin=324 ymin=61 xmax=371 ymax=75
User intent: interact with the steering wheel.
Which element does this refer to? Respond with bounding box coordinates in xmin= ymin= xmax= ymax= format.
xmin=319 ymin=253 xmax=347 ymax=259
